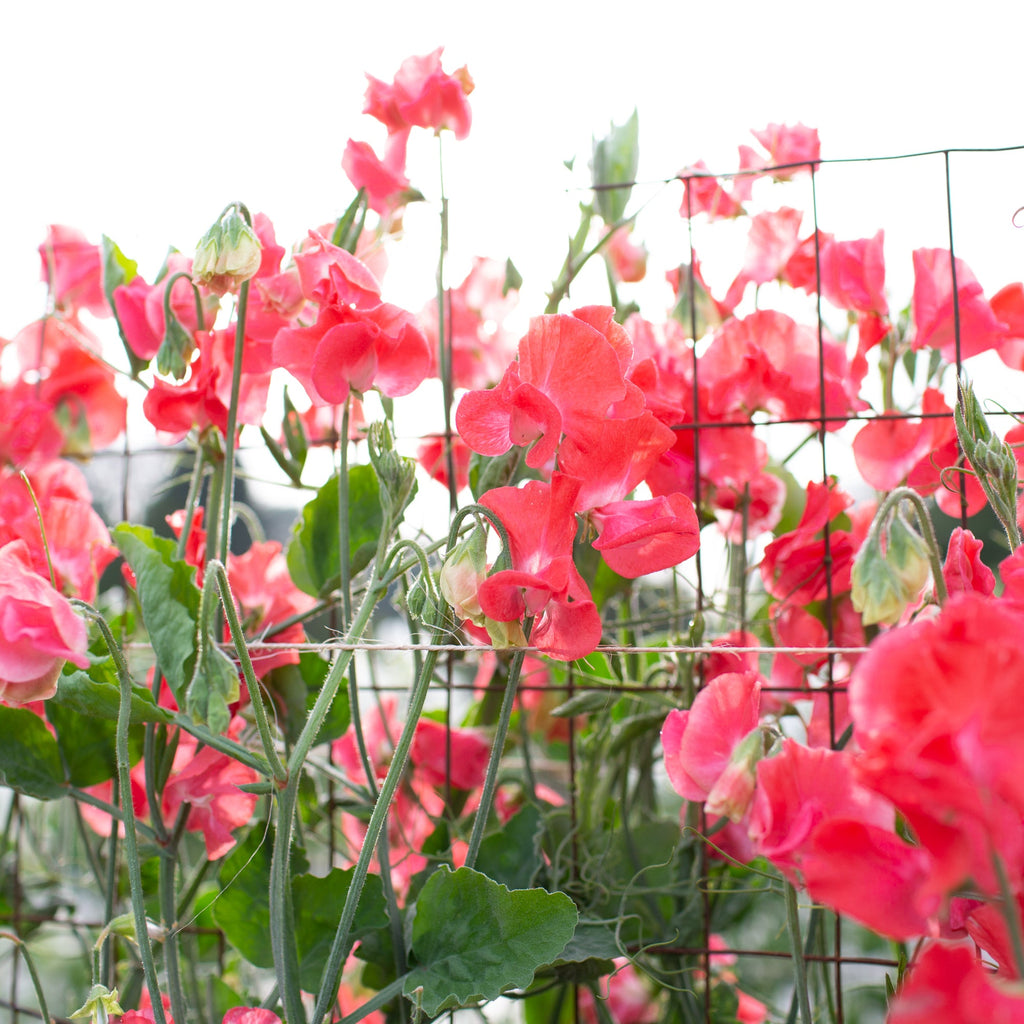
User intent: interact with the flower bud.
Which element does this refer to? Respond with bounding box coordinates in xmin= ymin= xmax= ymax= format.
xmin=705 ymin=726 xmax=763 ymax=822
xmin=193 ymin=204 xmax=262 ymax=295
xmin=69 ymin=985 xmax=124 ymax=1024
xmin=440 ymin=525 xmax=488 ymax=625
xmin=851 ymin=510 xmax=930 ymax=626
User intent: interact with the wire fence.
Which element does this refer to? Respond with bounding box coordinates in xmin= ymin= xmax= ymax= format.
xmin=3 ymin=141 xmax=1024 ymax=1023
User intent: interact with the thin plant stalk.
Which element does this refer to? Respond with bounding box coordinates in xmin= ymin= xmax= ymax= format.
xmin=785 ymin=881 xmax=813 ymax=1024
xmin=76 ymin=603 xmax=168 ymax=1024
xmin=310 ymin=612 xmax=451 ymax=1024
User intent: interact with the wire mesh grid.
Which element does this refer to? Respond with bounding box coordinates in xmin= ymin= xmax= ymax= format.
xmin=3 ymin=141 xmax=1024 ymax=1023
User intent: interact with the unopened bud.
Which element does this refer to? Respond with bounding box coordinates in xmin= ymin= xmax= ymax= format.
xmin=706 ymin=726 xmax=763 ymax=822
xmin=193 ymin=204 xmax=261 ymax=295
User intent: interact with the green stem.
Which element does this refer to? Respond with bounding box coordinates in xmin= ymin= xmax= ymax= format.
xmin=785 ymin=881 xmax=813 ymax=1024
xmin=204 ymin=559 xmax=288 ymax=782
xmin=216 ymin=274 xmax=250 ymax=565
xmin=463 ymin=626 xmax=533 ymax=868
xmin=309 ymin=612 xmax=451 ymax=1024
xmin=271 ymin=573 xmax=388 ymax=1023
xmin=871 ymin=487 xmax=948 ymax=605
xmin=159 ymin=840 xmax=187 ymax=1024
xmin=77 ymin=604 xmax=168 ymax=1024
xmin=337 ymin=974 xmax=407 ymax=1024
xmin=0 ymin=932 xmax=49 ymax=1024
xmin=992 ymin=848 xmax=1024 ymax=978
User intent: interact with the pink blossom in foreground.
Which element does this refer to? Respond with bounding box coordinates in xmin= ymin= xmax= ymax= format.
xmin=0 ymin=539 xmax=89 ymax=704
xmin=887 ymin=942 xmax=1024 ymax=1023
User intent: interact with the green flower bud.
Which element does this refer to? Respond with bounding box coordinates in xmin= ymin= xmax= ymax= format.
xmin=852 ymin=509 xmax=931 ymax=626
xmin=69 ymin=985 xmax=124 ymax=1024
xmin=440 ymin=525 xmax=488 ymax=626
xmin=193 ymin=204 xmax=261 ymax=295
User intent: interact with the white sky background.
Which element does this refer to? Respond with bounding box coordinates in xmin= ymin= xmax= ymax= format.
xmin=3 ymin=0 xmax=1024 ymax=422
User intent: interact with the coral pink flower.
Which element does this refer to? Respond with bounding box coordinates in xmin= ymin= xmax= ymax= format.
xmin=409 ymin=717 xmax=491 ymax=791
xmin=579 ymin=959 xmax=661 ymax=1023
xmin=363 ymin=48 xmax=473 ymax=139
xmin=737 ymin=207 xmax=804 ymax=287
xmin=274 ymin=233 xmax=430 ymax=403
xmin=0 ymin=462 xmax=116 ymax=603
xmin=143 ymin=328 xmax=272 ymax=443
xmin=0 ymin=539 xmax=89 ymax=704
xmin=739 ymin=123 xmax=820 ymax=180
xmin=700 ymin=310 xmax=866 ymax=427
xmin=942 ymin=527 xmax=995 ymax=597
xmin=221 ymin=1009 xmax=282 ymax=1024
xmin=589 ymin=493 xmax=700 ymax=579
xmin=13 ymin=315 xmax=126 ymax=453
xmin=750 ymin=739 xmax=935 ymax=938
xmin=851 ymin=593 xmax=1024 ymax=901
xmin=456 ymin=309 xmax=632 ymax=470
xmin=161 ymin=718 xmax=259 ymax=860
xmin=819 ymin=231 xmax=889 ymax=316
xmin=760 ymin=480 xmax=858 ymax=605
xmin=420 ymin=256 xmax=520 ymax=391
xmin=38 ymin=224 xmax=109 ymax=318
xmin=342 ymin=129 xmax=412 ymax=216
xmin=417 ymin=435 xmax=471 ymax=493
xmin=477 ymin=475 xmax=603 ymax=661
xmin=678 ymin=161 xmax=746 ymax=220
xmin=887 ymin=942 xmax=1024 ymax=1022
xmin=662 ymin=672 xmax=761 ymax=813
xmin=226 ymin=541 xmax=317 ymax=677
xmin=911 ymin=248 xmax=1007 ymax=359
xmin=604 ymin=228 xmax=648 ymax=283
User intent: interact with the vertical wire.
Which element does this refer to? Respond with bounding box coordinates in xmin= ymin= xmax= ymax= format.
xmin=682 ymin=176 xmax=712 ymax=1024
xmin=810 ymin=164 xmax=844 ymax=1024
xmin=944 ymin=151 xmax=970 ymax=529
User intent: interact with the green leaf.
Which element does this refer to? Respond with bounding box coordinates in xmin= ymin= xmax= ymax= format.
xmin=293 ymin=868 xmax=388 ymax=992
xmin=591 ymin=110 xmax=639 ymax=225
xmin=213 ymin=825 xmax=308 ymax=968
xmin=46 ymin=697 xmax=144 ymax=788
xmin=53 ymin=665 xmax=174 ymax=726
xmin=474 ymin=805 xmax=544 ymax=891
xmin=0 ymin=706 xmax=66 ymax=799
xmin=102 ymin=235 xmax=148 ymax=376
xmin=552 ymin=921 xmax=620 ymax=964
xmin=112 ymin=524 xmax=200 ymax=706
xmin=403 ymin=866 xmax=578 ymax=1015
xmin=287 ymin=466 xmax=384 ymax=598
xmin=186 ymin=641 xmax=238 ymax=738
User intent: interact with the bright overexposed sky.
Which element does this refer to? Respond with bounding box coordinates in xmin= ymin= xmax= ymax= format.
xmin=5 ymin=0 xmax=1024 ymax=338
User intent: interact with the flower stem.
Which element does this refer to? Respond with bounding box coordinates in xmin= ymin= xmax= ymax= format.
xmin=204 ymin=559 xmax=287 ymax=782
xmin=785 ymin=881 xmax=813 ymax=1024
xmin=77 ymin=603 xmax=167 ymax=1024
xmin=309 ymin=609 xmax=451 ymax=1024
xmin=463 ymin=621 xmax=533 ymax=869
xmin=992 ymin=848 xmax=1024 ymax=979
xmin=216 ymin=275 xmax=250 ymax=565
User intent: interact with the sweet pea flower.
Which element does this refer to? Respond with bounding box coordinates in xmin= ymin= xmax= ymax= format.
xmin=662 ymin=672 xmax=761 ymax=818
xmin=342 ymin=130 xmax=413 ymax=216
xmin=363 ymin=47 xmax=473 ymax=139
xmin=0 ymin=539 xmax=89 ymax=704
xmin=887 ymin=942 xmax=1024 ymax=1022
xmin=739 ymin=123 xmax=820 ymax=180
xmin=38 ymin=224 xmax=109 ymax=318
xmin=911 ymin=248 xmax=1007 ymax=359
